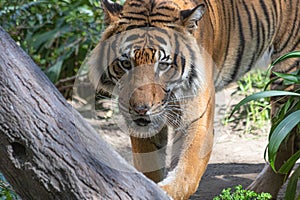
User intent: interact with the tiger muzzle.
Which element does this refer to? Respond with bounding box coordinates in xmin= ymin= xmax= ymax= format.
xmin=128 ymin=84 xmax=166 ymax=127
xmin=131 ymin=104 xmax=151 ymax=126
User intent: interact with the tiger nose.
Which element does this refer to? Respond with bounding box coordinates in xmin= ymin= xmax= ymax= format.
xmin=133 ymin=104 xmax=149 ymax=115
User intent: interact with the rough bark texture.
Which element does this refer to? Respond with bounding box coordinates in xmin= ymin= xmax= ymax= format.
xmin=0 ymin=26 xmax=169 ymax=200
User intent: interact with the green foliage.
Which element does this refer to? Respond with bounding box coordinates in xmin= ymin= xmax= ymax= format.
xmin=268 ymin=110 xmax=300 ymax=171
xmin=223 ymin=69 xmax=270 ymax=133
xmin=0 ymin=0 xmax=105 ymax=97
xmin=237 ymin=70 xmax=271 ymax=129
xmin=230 ymin=90 xmax=300 ymax=118
xmin=232 ymin=51 xmax=300 ymax=200
xmin=0 ymin=173 xmax=18 ymax=200
xmin=213 ymin=185 xmax=272 ymax=200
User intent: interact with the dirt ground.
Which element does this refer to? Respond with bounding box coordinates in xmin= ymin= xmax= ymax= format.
xmin=81 ymin=83 xmax=298 ymax=200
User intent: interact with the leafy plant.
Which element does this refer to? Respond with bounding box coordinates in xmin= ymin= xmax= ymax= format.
xmin=0 ymin=0 xmax=105 ymax=97
xmin=0 ymin=173 xmax=19 ymax=200
xmin=231 ymin=51 xmax=300 ymax=200
xmin=223 ymin=69 xmax=270 ymax=134
xmin=213 ymin=185 xmax=272 ymax=200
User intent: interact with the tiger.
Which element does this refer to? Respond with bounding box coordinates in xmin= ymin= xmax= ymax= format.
xmin=87 ymin=0 xmax=300 ymax=199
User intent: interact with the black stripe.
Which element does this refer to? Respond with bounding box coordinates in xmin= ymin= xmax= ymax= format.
xmin=231 ymin=5 xmax=245 ymax=81
xmin=118 ymin=21 xmax=129 ymax=26
xmin=150 ymin=19 xmax=174 ymax=23
xmin=101 ymin=72 xmax=113 ymax=86
xmin=156 ymin=6 xmax=176 ymax=11
xmin=152 ymin=27 xmax=169 ymax=35
xmin=180 ymin=53 xmax=186 ymax=76
xmin=214 ymin=1 xmax=232 ymax=84
xmin=151 ymin=49 xmax=156 ymax=60
xmin=173 ymin=34 xmax=180 ymax=55
xmin=272 ymin=0 xmax=278 ymax=22
xmin=150 ymin=13 xmax=178 ymax=19
xmin=188 ymin=65 xmax=197 ymax=86
xmin=172 ymin=64 xmax=179 ymax=80
xmin=122 ymin=16 xmax=147 ymax=21
xmin=128 ymin=11 xmax=148 ymax=15
xmin=241 ymin=1 xmax=253 ymax=38
xmin=259 ymin=0 xmax=271 ymax=39
xmin=290 ymin=38 xmax=300 ymax=53
xmin=125 ymin=34 xmax=140 ymax=43
xmin=112 ymin=62 xmax=120 ymax=75
xmin=184 ymin=44 xmax=197 ymax=86
xmin=270 ymin=0 xmax=277 ymax=38
xmin=283 ymin=60 xmax=300 ymax=73
xmin=253 ymin=7 xmax=261 ymax=61
xmin=173 ymin=33 xmax=185 ymax=79
xmin=244 ymin=5 xmax=258 ymax=72
xmin=157 ymin=1 xmax=179 ymax=9
xmin=128 ymin=3 xmax=143 ymax=7
xmin=154 ymin=35 xmax=167 ymax=45
xmin=107 ymin=65 xmax=114 ymax=81
xmin=229 ymin=0 xmax=236 ymax=28
xmin=184 ymin=39 xmax=196 ymax=67
xmin=258 ymin=22 xmax=266 ymax=57
xmin=277 ymin=1 xmax=300 ymax=52
xmin=221 ymin=0 xmax=231 ymax=69
xmin=173 ymin=52 xmax=178 ymax=79
xmin=132 ymin=0 xmax=146 ymax=4
xmin=125 ymin=24 xmax=147 ymax=30
xmin=206 ymin=0 xmax=216 ymax=22
xmin=159 ymin=49 xmax=166 ymax=60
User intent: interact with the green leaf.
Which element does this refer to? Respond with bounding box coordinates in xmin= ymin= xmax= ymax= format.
xmin=272 ymin=71 xmax=300 ymax=84
xmin=271 ymin=51 xmax=300 ymax=66
xmin=29 ymin=29 xmax=58 ymax=49
xmin=45 ymin=60 xmax=63 ymax=83
xmin=279 ymin=150 xmax=300 ymax=174
xmin=268 ymin=110 xmax=300 ymax=171
xmin=285 ymin=165 xmax=300 ymax=200
xmin=29 ymin=25 xmax=71 ymax=50
xmin=230 ymin=91 xmax=300 ymax=118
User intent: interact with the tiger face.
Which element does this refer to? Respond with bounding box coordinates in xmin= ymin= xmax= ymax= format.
xmin=88 ymin=3 xmax=208 ymax=138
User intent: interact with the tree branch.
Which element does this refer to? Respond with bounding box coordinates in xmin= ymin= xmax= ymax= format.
xmin=0 ymin=26 xmax=169 ymax=200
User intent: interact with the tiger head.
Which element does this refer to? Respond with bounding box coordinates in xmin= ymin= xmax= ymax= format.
xmin=88 ymin=0 xmax=209 ymax=138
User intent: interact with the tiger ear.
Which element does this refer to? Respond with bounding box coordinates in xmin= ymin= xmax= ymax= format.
xmin=101 ymin=0 xmax=123 ymax=24
xmin=180 ymin=4 xmax=206 ymax=33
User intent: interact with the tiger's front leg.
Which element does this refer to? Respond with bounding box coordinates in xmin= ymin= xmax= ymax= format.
xmin=130 ymin=126 xmax=168 ymax=183
xmin=158 ymin=87 xmax=215 ymax=200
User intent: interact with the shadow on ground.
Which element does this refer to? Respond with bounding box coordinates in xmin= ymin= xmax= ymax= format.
xmin=192 ymin=163 xmax=265 ymax=199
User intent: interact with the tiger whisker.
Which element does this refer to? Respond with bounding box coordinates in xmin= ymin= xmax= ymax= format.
xmin=161 ymin=112 xmax=183 ymax=130
xmin=165 ymin=107 xmax=182 ymax=112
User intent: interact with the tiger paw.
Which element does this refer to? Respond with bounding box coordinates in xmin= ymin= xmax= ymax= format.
xmin=159 ymin=182 xmax=190 ymax=200
xmin=158 ymin=175 xmax=198 ymax=200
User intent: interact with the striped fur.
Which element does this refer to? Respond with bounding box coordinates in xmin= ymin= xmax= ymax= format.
xmin=91 ymin=0 xmax=300 ymax=90
xmin=88 ymin=0 xmax=300 ymax=199
xmin=204 ymin=0 xmax=300 ymax=89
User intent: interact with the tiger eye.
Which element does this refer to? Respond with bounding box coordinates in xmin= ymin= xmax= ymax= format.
xmin=158 ymin=63 xmax=170 ymax=71
xmin=121 ymin=60 xmax=131 ymax=69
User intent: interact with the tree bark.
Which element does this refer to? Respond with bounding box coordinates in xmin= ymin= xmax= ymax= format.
xmin=0 ymin=26 xmax=169 ymax=200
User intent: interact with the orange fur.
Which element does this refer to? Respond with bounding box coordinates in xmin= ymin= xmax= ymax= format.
xmin=88 ymin=0 xmax=300 ymax=199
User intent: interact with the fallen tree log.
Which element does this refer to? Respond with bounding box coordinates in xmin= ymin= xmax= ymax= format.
xmin=0 ymin=26 xmax=169 ymax=200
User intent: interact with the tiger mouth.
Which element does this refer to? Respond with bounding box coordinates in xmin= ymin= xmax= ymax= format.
xmin=133 ymin=118 xmax=151 ymax=126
